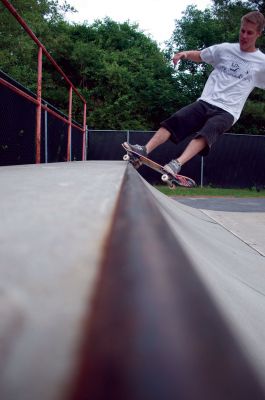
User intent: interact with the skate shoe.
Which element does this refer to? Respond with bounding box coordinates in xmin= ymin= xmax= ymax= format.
xmin=123 ymin=142 xmax=147 ymax=157
xmin=163 ymin=159 xmax=182 ymax=176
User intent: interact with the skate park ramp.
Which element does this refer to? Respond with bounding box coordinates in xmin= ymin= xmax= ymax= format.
xmin=0 ymin=160 xmax=265 ymax=400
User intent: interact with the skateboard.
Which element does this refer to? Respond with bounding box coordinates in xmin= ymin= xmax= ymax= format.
xmin=122 ymin=143 xmax=196 ymax=188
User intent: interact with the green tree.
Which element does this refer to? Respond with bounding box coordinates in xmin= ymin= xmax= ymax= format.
xmin=166 ymin=5 xmax=223 ymax=105
xmin=0 ymin=2 xmax=182 ymax=130
xmin=2 ymin=0 xmax=265 ymax=133
xmin=0 ymin=0 xmax=75 ymax=90
xmin=49 ymin=18 xmax=181 ymax=129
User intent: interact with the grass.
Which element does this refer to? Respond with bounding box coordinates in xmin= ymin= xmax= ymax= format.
xmin=155 ymin=185 xmax=265 ymax=197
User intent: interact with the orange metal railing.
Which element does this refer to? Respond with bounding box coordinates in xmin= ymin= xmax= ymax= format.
xmin=0 ymin=0 xmax=87 ymax=163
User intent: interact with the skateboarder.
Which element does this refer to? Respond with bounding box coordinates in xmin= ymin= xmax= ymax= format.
xmin=125 ymin=11 xmax=265 ymax=177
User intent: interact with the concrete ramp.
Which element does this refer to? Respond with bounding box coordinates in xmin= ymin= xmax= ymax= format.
xmin=0 ymin=161 xmax=265 ymax=400
xmin=0 ymin=161 xmax=125 ymax=400
xmin=146 ymin=181 xmax=265 ymax=388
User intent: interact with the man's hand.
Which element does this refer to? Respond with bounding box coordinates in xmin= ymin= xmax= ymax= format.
xmin=173 ymin=52 xmax=187 ymax=66
xmin=173 ymin=50 xmax=202 ymax=65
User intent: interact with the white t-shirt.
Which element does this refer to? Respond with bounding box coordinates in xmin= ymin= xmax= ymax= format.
xmin=200 ymin=43 xmax=265 ymax=123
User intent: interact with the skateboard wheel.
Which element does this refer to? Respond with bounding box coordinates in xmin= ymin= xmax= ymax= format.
xmin=123 ymin=154 xmax=130 ymax=161
xmin=161 ymin=174 xmax=169 ymax=182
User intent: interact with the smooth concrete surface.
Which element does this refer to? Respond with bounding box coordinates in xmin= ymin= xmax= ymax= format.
xmin=0 ymin=161 xmax=126 ymax=400
xmin=1 ymin=161 xmax=265 ymax=398
xmin=176 ymin=197 xmax=265 ymax=256
xmin=146 ymin=182 xmax=265 ymax=391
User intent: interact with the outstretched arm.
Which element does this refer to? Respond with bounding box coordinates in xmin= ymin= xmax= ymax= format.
xmin=173 ymin=50 xmax=202 ymax=65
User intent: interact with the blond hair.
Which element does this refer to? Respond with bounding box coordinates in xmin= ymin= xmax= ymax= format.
xmin=241 ymin=11 xmax=265 ymax=33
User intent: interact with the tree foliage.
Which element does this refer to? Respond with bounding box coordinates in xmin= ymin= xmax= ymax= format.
xmin=54 ymin=18 xmax=181 ymax=129
xmin=0 ymin=2 xmax=180 ymax=130
xmin=0 ymin=0 xmax=265 ymax=133
xmin=0 ymin=0 xmax=74 ymax=88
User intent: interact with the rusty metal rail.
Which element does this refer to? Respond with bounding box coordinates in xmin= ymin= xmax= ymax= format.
xmin=70 ymin=165 xmax=265 ymax=400
xmin=1 ymin=0 xmax=87 ymax=162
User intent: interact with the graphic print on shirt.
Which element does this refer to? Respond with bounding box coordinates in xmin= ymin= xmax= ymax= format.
xmin=219 ymin=56 xmax=252 ymax=82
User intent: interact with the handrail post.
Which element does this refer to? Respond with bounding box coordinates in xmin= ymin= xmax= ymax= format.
xmin=44 ymin=101 xmax=48 ymax=163
xmin=67 ymin=86 xmax=73 ymax=161
xmin=36 ymin=46 xmax=42 ymax=164
xmin=200 ymin=156 xmax=204 ymax=188
xmin=82 ymin=103 xmax=87 ymax=161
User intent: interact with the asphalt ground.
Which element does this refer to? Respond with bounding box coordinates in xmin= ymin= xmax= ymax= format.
xmin=175 ymin=197 xmax=265 ymax=213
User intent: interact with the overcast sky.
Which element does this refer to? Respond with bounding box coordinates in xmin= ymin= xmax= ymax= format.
xmin=62 ymin=0 xmax=211 ymax=46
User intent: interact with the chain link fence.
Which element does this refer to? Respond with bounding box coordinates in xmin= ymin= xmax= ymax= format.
xmin=0 ymin=69 xmax=85 ymax=165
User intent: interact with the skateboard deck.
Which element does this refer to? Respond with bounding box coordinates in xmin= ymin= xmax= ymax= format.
xmin=122 ymin=142 xmax=196 ymax=188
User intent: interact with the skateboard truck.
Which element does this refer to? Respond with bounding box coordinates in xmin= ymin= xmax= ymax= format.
xmin=123 ymin=152 xmax=141 ymax=169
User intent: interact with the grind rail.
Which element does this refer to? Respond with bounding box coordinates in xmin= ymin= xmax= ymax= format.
xmin=69 ymin=165 xmax=265 ymax=400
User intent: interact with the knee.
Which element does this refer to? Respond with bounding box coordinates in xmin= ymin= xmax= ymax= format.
xmin=159 ymin=127 xmax=171 ymax=138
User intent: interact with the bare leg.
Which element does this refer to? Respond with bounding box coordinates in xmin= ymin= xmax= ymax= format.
xmin=177 ymin=137 xmax=207 ymax=165
xmin=145 ymin=127 xmax=171 ymax=154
